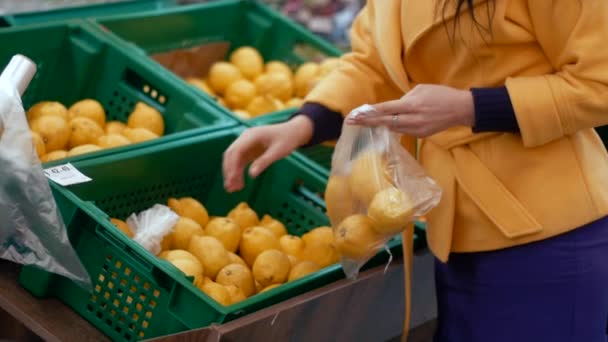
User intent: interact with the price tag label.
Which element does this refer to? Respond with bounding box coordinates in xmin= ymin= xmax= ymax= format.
xmin=43 ymin=163 xmax=92 ymax=186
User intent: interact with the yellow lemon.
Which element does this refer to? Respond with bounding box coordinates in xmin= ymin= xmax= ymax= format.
xmin=68 ymin=99 xmax=106 ymax=128
xmin=201 ymin=280 xmax=231 ymax=306
xmin=224 ymin=284 xmax=247 ymax=304
xmin=170 ymin=258 xmax=204 ymax=286
xmin=68 ymin=117 xmax=104 ymax=149
xmin=233 ymin=109 xmax=252 ymax=120
xmin=324 ymin=175 xmax=356 ymax=226
xmin=301 ymin=242 xmax=340 ymax=268
xmin=285 ymin=98 xmax=304 ymax=109
xmin=30 ymin=115 xmax=70 ymax=152
xmin=67 ymin=144 xmax=102 ymax=157
xmin=205 ymin=217 xmax=241 ymax=253
xmin=288 ymin=261 xmax=321 ymax=282
xmin=97 ymin=134 xmax=131 ymax=149
xmin=266 ymin=61 xmax=293 ymax=79
xmin=288 ymin=255 xmax=299 ymax=268
xmin=127 ymin=102 xmax=164 ymax=136
xmin=187 ymin=77 xmax=217 ymax=97
xmin=121 ymin=127 xmax=159 ymax=143
xmin=229 ymin=46 xmax=264 ymax=80
xmin=259 ymin=284 xmax=281 ymax=294
xmin=259 ymin=215 xmax=287 ymax=238
xmin=216 ymin=263 xmax=255 ymax=297
xmin=168 ymin=197 xmax=210 ymax=228
xmin=188 ymin=235 xmax=230 ymax=279
xmin=252 ymin=249 xmax=291 ymax=288
xmin=240 ymin=226 xmax=280 ymax=267
xmin=294 ymin=62 xmax=320 ymax=97
xmin=208 ymin=62 xmax=243 ymax=95
xmin=302 ymin=226 xmax=334 ymax=246
xmin=349 ymin=151 xmax=392 ymax=206
xmin=158 ymin=249 xmax=201 ymax=267
xmin=224 ymin=79 xmax=256 ymax=110
xmin=105 ymin=120 xmax=128 ymax=135
xmin=227 ymin=252 xmax=248 ymax=267
xmin=27 ymin=101 xmax=68 ymax=122
xmin=368 ymin=187 xmax=415 ymax=235
xmin=279 ymin=235 xmax=305 ymax=259
xmin=254 ymin=73 xmax=294 ymax=102
xmin=41 ymin=150 xmax=68 ymax=163
xmin=246 ymin=95 xmax=284 ymax=117
xmin=166 ymin=217 xmax=205 ymax=250
xmin=110 ymin=218 xmax=133 ymax=238
xmin=334 ymin=214 xmax=382 ymax=260
xmin=227 ymin=202 xmax=259 ymax=232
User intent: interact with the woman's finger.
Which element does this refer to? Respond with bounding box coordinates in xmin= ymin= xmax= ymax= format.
xmin=347 ymin=111 xmax=409 ymax=127
xmin=249 ymin=143 xmax=288 ymax=179
xmin=373 ymin=98 xmax=417 ymax=115
xmin=223 ymin=131 xmax=264 ymax=192
xmin=390 ymin=114 xmax=433 ymax=137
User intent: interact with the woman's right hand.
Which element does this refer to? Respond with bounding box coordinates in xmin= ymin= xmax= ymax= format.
xmin=222 ymin=115 xmax=314 ymax=193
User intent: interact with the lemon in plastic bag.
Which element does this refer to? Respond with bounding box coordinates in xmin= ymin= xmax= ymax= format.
xmin=326 ymin=104 xmax=442 ymax=279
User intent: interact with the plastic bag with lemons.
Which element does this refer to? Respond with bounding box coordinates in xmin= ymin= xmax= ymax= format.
xmin=326 ymin=104 xmax=442 ymax=279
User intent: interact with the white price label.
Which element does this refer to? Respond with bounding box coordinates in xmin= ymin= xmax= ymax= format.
xmin=43 ymin=163 xmax=92 ymax=186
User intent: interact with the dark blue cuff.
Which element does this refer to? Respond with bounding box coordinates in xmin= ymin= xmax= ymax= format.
xmin=471 ymin=87 xmax=520 ymax=133
xmin=290 ymin=102 xmax=344 ymax=147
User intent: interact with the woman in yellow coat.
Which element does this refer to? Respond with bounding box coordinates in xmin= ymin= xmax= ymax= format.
xmin=224 ymin=1 xmax=608 ymax=340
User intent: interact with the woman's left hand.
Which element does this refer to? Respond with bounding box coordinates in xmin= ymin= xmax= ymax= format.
xmin=346 ymin=84 xmax=475 ymax=137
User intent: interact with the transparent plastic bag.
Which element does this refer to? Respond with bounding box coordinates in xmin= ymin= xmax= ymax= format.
xmin=128 ymin=204 xmax=179 ymax=255
xmin=0 ymin=55 xmax=92 ymax=290
xmin=327 ymin=104 xmax=442 ymax=279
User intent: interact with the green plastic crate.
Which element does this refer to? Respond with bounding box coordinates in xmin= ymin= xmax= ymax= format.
xmin=0 ymin=22 xmax=236 ymax=165
xmin=92 ymin=0 xmax=342 ymax=126
xmin=18 ymin=127 xmax=412 ymax=341
xmin=0 ymin=0 xmax=177 ymax=28
xmin=298 ymin=143 xmax=336 ymax=174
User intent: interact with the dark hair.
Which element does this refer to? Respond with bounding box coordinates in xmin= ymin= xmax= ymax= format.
xmin=442 ymin=0 xmax=495 ymax=44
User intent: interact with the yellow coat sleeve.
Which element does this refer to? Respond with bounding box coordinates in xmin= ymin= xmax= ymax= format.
xmin=505 ymin=1 xmax=608 ymax=147
xmin=304 ymin=1 xmax=403 ymax=116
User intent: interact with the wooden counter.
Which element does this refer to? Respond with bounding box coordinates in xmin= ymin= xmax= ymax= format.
xmin=0 ymin=251 xmax=437 ymax=342
xmin=0 ymin=260 xmax=108 ymax=342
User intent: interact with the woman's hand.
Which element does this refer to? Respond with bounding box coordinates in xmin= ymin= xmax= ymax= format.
xmin=346 ymin=84 xmax=475 ymax=137
xmin=222 ymin=115 xmax=314 ymax=193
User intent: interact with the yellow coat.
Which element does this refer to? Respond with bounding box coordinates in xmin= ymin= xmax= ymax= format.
xmin=307 ymin=0 xmax=608 ymax=262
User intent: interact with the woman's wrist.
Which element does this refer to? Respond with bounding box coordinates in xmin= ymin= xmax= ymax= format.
xmin=289 ymin=102 xmax=344 ymax=147
xmin=456 ymin=89 xmax=476 ymax=127
xmin=286 ymin=114 xmax=314 ymax=148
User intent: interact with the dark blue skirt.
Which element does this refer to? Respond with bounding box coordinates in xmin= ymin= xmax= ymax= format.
xmin=434 ymin=216 xmax=608 ymax=342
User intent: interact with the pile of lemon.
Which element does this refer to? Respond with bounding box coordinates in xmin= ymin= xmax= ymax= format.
xmin=111 ymin=198 xmax=340 ymax=306
xmin=186 ymin=46 xmax=340 ymax=119
xmin=325 ymin=151 xmax=416 ymax=261
xmin=27 ymin=99 xmax=165 ymax=162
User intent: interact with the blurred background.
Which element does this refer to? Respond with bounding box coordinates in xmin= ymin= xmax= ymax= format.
xmin=0 ymin=0 xmax=362 ymax=50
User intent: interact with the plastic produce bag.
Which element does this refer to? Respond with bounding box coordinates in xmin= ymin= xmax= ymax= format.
xmin=127 ymin=204 xmax=179 ymax=255
xmin=0 ymin=55 xmax=92 ymax=290
xmin=327 ymin=104 xmax=442 ymax=279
